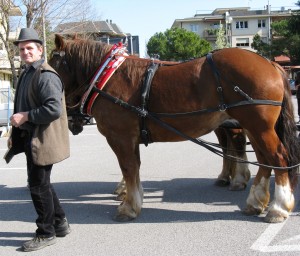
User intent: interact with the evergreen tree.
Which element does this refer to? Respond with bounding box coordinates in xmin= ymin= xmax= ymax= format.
xmin=215 ymin=23 xmax=227 ymax=49
xmin=147 ymin=28 xmax=212 ymax=61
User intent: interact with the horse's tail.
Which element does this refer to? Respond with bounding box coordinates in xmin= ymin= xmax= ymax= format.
xmin=274 ymin=64 xmax=300 ymax=190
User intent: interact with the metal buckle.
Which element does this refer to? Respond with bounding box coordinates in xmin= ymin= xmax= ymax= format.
xmin=219 ymin=104 xmax=227 ymax=111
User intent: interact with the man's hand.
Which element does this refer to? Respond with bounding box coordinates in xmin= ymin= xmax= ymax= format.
xmin=10 ymin=112 xmax=29 ymax=128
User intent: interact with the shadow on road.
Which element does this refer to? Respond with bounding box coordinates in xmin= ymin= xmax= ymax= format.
xmin=0 ymin=177 xmax=278 ymax=226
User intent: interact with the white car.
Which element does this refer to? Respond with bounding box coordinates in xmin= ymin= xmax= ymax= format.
xmin=0 ymin=88 xmax=14 ymax=126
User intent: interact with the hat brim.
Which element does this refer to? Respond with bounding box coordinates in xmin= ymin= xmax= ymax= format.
xmin=13 ymin=39 xmax=43 ymax=46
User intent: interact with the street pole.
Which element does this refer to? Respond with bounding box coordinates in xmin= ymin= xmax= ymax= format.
xmin=41 ymin=0 xmax=47 ymax=62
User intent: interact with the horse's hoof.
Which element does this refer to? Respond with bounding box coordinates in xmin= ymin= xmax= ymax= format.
xmin=113 ymin=214 xmax=135 ymax=222
xmin=215 ymin=179 xmax=230 ymax=187
xmin=242 ymin=205 xmax=262 ymax=216
xmin=264 ymin=211 xmax=287 ymax=223
xmin=229 ymin=183 xmax=246 ymax=191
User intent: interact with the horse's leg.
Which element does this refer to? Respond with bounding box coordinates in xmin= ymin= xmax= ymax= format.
xmin=227 ymin=128 xmax=250 ymax=191
xmin=243 ymin=165 xmax=271 ymax=216
xmin=106 ymin=137 xmax=143 ymax=222
xmin=214 ymin=127 xmax=231 ymax=187
xmin=113 ymin=177 xmax=127 ymax=201
xmin=214 ymin=127 xmax=250 ymax=190
xmin=266 ymin=169 xmax=295 ymax=223
xmin=243 ymin=131 xmax=294 ymax=223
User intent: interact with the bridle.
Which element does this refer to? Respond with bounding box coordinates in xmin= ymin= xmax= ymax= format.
xmin=51 ymin=50 xmax=89 ymax=110
xmin=50 ymin=50 xmax=96 ymax=132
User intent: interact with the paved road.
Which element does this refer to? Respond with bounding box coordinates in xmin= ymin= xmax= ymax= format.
xmin=0 ymin=97 xmax=300 ymax=256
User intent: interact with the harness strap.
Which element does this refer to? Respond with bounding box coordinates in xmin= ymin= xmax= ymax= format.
xmin=206 ymin=53 xmax=226 ymax=110
xmin=140 ymin=62 xmax=159 ymax=146
xmin=92 ymin=87 xmax=299 ymax=170
xmin=206 ymin=52 xmax=282 ymax=110
xmin=152 ymin=99 xmax=281 ymax=118
xmin=80 ymin=43 xmax=127 ymax=115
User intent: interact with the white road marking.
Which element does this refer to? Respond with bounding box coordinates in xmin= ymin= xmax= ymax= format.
xmin=0 ymin=167 xmax=26 ymax=170
xmin=251 ymin=215 xmax=300 ymax=252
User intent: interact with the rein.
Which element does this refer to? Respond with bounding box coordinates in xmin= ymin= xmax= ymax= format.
xmin=92 ymin=86 xmax=300 ymax=170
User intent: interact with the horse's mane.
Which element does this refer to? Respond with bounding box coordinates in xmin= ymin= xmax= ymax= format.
xmin=64 ymin=38 xmax=112 ymax=79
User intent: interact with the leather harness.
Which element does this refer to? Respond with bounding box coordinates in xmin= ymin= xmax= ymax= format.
xmin=74 ymin=46 xmax=282 ymax=147
xmin=140 ymin=61 xmax=159 ymax=146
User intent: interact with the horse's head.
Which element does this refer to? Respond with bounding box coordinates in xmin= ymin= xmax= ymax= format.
xmin=48 ymin=35 xmax=83 ymax=134
xmin=49 ymin=35 xmax=79 ymax=103
xmin=49 ymin=35 xmax=111 ymax=135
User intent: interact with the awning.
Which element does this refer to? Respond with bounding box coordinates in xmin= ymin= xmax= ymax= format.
xmin=274 ymin=55 xmax=290 ymax=63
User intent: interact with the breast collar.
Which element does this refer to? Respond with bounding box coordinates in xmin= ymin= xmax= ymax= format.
xmin=80 ymin=42 xmax=128 ymax=115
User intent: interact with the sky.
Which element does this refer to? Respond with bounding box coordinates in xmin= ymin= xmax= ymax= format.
xmin=92 ymin=0 xmax=299 ymax=57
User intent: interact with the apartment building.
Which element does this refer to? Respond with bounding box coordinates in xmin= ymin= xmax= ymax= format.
xmin=171 ymin=5 xmax=296 ymax=52
xmin=0 ymin=1 xmax=22 ymax=127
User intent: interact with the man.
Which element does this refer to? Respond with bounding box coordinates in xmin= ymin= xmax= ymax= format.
xmin=9 ymin=28 xmax=70 ymax=252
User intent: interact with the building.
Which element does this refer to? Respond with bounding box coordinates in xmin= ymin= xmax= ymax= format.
xmin=0 ymin=1 xmax=22 ymax=127
xmin=54 ymin=20 xmax=140 ymax=56
xmin=171 ymin=5 xmax=297 ymax=52
xmin=0 ymin=1 xmax=22 ymax=81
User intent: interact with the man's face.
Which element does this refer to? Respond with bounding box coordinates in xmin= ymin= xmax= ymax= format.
xmin=18 ymin=41 xmax=43 ymax=65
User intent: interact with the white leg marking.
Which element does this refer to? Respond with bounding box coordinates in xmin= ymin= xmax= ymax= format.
xmin=246 ymin=177 xmax=269 ymax=210
xmin=268 ymin=183 xmax=294 ymax=217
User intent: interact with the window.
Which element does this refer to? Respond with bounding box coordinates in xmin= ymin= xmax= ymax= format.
xmin=261 ymin=37 xmax=268 ymax=43
xmin=212 ymin=23 xmax=220 ymax=29
xmin=236 ymin=21 xmax=248 ymax=29
xmin=236 ymin=38 xmax=250 ymax=47
xmin=258 ymin=19 xmax=266 ymax=28
xmin=190 ymin=24 xmax=198 ymax=32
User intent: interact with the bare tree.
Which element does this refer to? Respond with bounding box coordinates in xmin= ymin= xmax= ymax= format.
xmin=0 ymin=0 xmax=21 ymax=87
xmin=0 ymin=0 xmax=95 ymax=87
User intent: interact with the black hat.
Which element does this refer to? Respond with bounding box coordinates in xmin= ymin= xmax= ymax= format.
xmin=13 ymin=28 xmax=43 ymax=46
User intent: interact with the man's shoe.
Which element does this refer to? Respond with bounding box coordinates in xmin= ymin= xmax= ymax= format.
xmin=54 ymin=217 xmax=71 ymax=237
xmin=22 ymin=236 xmax=56 ymax=252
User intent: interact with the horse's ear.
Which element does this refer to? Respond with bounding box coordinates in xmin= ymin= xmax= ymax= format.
xmin=54 ymin=34 xmax=65 ymax=50
xmin=72 ymin=33 xmax=78 ymax=40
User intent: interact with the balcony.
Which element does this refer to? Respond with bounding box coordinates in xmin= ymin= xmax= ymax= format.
xmin=203 ymin=29 xmax=217 ymax=41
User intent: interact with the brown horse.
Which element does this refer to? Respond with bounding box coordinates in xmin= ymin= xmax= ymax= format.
xmin=49 ymin=35 xmax=300 ymax=223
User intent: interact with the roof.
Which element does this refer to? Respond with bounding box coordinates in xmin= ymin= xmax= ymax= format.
xmin=54 ymin=20 xmax=126 ymax=37
xmin=274 ymin=55 xmax=290 ymax=63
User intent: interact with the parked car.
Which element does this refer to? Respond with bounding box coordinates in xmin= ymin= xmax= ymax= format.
xmin=289 ymin=79 xmax=296 ymax=95
xmin=0 ymin=88 xmax=14 ymax=126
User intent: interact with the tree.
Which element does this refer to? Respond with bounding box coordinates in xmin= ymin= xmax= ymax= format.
xmin=215 ymin=23 xmax=227 ymax=50
xmin=0 ymin=0 xmax=21 ymax=87
xmin=251 ymin=34 xmax=270 ymax=57
xmin=147 ymin=27 xmax=212 ymax=61
xmin=252 ymin=1 xmax=300 ymax=64
xmin=288 ymin=0 xmax=300 ymax=34
xmin=0 ymin=0 xmax=95 ymax=87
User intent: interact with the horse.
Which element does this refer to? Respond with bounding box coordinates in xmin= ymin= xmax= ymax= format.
xmin=49 ymin=34 xmax=300 ymax=223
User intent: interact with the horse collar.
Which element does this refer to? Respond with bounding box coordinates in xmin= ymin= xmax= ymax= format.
xmin=80 ymin=42 xmax=128 ymax=115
